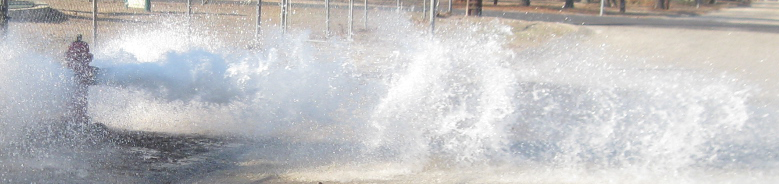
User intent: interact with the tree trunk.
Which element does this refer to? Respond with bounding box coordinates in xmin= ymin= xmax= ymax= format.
xmin=493 ymin=0 xmax=498 ymax=5
xmin=522 ymin=0 xmax=530 ymax=6
xmin=564 ymin=0 xmax=574 ymax=8
xmin=619 ymin=0 xmax=626 ymax=13
xmin=656 ymin=0 xmax=669 ymax=9
xmin=0 ymin=0 xmax=8 ymax=38
xmin=467 ymin=0 xmax=483 ymax=16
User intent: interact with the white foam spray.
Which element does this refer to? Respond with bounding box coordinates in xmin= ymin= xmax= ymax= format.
xmin=0 ymin=37 xmax=72 ymax=148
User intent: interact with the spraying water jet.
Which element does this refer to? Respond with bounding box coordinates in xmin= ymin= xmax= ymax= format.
xmin=1 ymin=1 xmax=777 ymax=183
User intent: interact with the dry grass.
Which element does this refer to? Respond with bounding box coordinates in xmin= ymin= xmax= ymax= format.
xmin=10 ymin=0 xmax=734 ymax=57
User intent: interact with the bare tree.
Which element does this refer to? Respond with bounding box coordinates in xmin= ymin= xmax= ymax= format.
xmin=467 ymin=0 xmax=483 ymax=16
xmin=619 ymin=0 xmax=626 ymax=13
xmin=564 ymin=0 xmax=574 ymax=8
xmin=656 ymin=0 xmax=670 ymax=9
xmin=0 ymin=0 xmax=7 ymax=38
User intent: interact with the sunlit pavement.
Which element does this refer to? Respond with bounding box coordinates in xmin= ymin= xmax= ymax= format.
xmin=580 ymin=1 xmax=779 ymax=105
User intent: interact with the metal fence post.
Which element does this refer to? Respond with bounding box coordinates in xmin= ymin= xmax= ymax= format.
xmin=325 ymin=0 xmax=330 ymax=37
xmin=430 ymin=0 xmax=436 ymax=34
xmin=256 ymin=0 xmax=261 ymax=37
xmin=448 ymin=0 xmax=452 ymax=12
xmin=363 ymin=0 xmax=367 ymax=29
xmin=599 ymin=0 xmax=604 ymax=16
xmin=423 ymin=0 xmax=427 ymax=19
xmin=465 ymin=0 xmax=469 ymax=16
xmin=187 ymin=0 xmax=192 ymax=43
xmin=93 ymin=0 xmax=98 ymax=49
xmin=280 ymin=0 xmax=287 ymax=33
xmin=348 ymin=0 xmax=353 ymax=40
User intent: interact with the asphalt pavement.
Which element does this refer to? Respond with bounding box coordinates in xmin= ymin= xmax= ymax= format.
xmin=576 ymin=1 xmax=779 ymax=103
xmin=478 ymin=1 xmax=779 ymax=33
